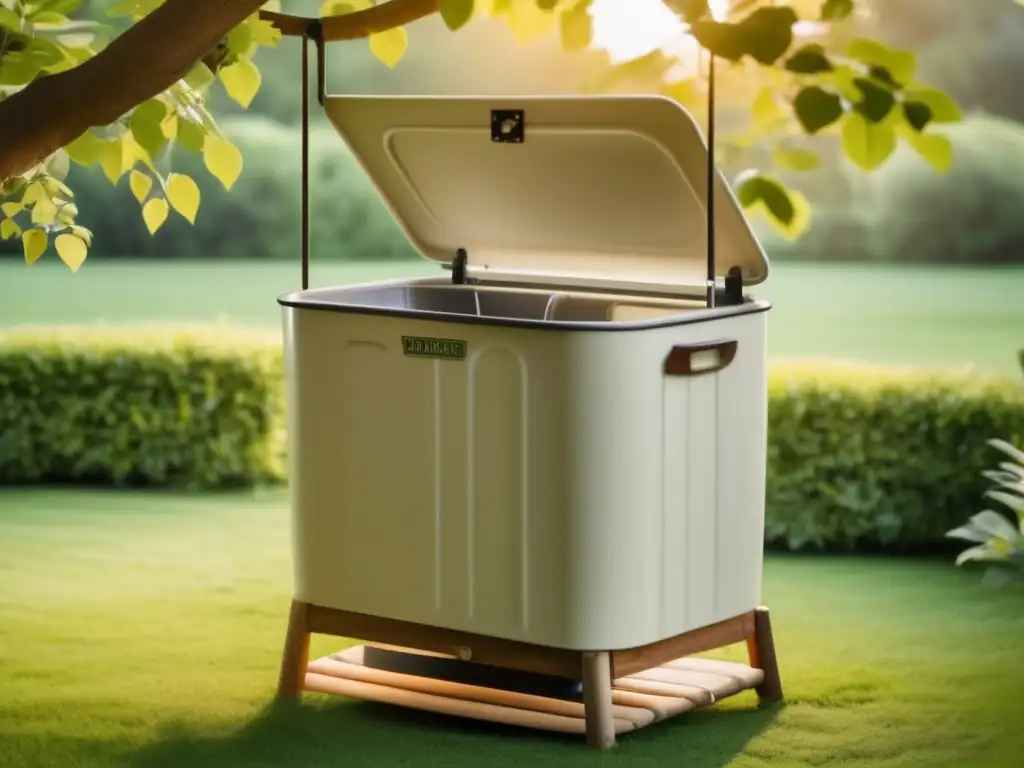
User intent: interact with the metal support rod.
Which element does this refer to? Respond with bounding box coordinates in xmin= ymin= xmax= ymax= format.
xmin=300 ymin=33 xmax=310 ymax=291
xmin=299 ymin=20 xmax=326 ymax=292
xmin=705 ymin=52 xmax=717 ymax=309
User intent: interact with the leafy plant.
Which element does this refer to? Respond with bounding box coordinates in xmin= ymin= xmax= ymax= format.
xmin=0 ymin=0 xmax=970 ymax=270
xmin=0 ymin=325 xmax=285 ymax=489
xmin=946 ymin=438 xmax=1024 ymax=586
xmin=0 ymin=0 xmax=281 ymax=270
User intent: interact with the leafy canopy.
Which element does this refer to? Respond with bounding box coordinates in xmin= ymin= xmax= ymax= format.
xmin=0 ymin=0 xmax=970 ymax=270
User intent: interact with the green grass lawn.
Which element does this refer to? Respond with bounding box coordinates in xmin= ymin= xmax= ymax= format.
xmin=1 ymin=259 xmax=1023 ymax=375
xmin=1 ymin=489 xmax=1023 ymax=768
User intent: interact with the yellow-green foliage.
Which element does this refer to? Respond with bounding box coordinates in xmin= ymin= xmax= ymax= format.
xmin=0 ymin=326 xmax=285 ymax=489
xmin=2 ymin=330 xmax=1022 ymax=550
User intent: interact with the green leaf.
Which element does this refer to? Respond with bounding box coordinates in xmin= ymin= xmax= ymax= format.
xmin=955 ymin=543 xmax=996 ymax=567
xmin=70 ymin=224 xmax=93 ymax=247
xmin=903 ymin=87 xmax=961 ymax=123
xmin=142 ymin=197 xmax=168 ymax=234
xmin=320 ymin=0 xmax=372 ymax=14
xmin=793 ymin=86 xmax=844 ymax=134
xmin=691 ymin=6 xmax=801 ymax=64
xmin=736 ymin=173 xmax=794 ymax=225
xmin=31 ymin=196 xmax=58 ymax=226
xmin=177 ymin=118 xmax=207 ymax=153
xmin=54 ymin=232 xmax=87 ymax=272
xmin=846 ymin=38 xmax=915 ymax=86
xmin=737 ymin=6 xmax=798 ymax=66
xmin=736 ymin=172 xmax=812 ymax=240
xmin=821 ymin=0 xmax=854 ymax=21
xmin=219 ymin=58 xmax=261 ymax=108
xmin=689 ymin=21 xmax=747 ymax=61
xmin=772 ymin=146 xmax=822 ymax=172
xmin=99 ymin=137 xmax=132 ymax=183
xmin=784 ymin=44 xmax=832 ymax=74
xmin=967 ymin=510 xmax=1020 ymax=543
xmin=129 ymin=98 xmax=169 ymax=159
xmin=185 ymin=62 xmax=216 ymax=92
xmin=225 ymin=21 xmax=253 ymax=58
xmin=439 ymin=0 xmax=475 ymax=31
xmin=824 ymin=64 xmax=866 ymax=103
xmin=752 ymin=86 xmax=785 ymax=127
xmin=667 ymin=0 xmax=710 ymax=24
xmin=45 ymin=148 xmax=70 ymax=180
xmin=559 ymin=0 xmax=592 ymax=51
xmin=368 ymin=26 xmax=408 ymax=68
xmin=902 ymin=101 xmax=932 ymax=132
xmin=64 ymin=130 xmax=104 ymax=166
xmin=841 ymin=111 xmax=895 ymax=170
xmin=866 ymin=65 xmax=900 ymax=90
xmin=43 ymin=180 xmax=72 ymax=204
xmin=166 ymin=173 xmax=200 ymax=224
xmin=129 ymin=169 xmax=152 ymax=203
xmin=0 ymin=51 xmax=41 ymax=86
xmin=21 ymin=182 xmax=45 ymax=206
xmin=249 ymin=16 xmax=281 ymax=46
xmin=902 ymin=130 xmax=952 ymax=173
xmin=853 ymin=77 xmax=895 ymax=123
xmin=990 ymin=439 xmax=1024 ymax=467
xmin=31 ymin=0 xmax=83 ymax=15
xmin=203 ymin=134 xmax=243 ymax=190
xmin=0 ymin=218 xmax=20 ymax=240
xmin=0 ymin=7 xmax=22 ymax=28
xmin=21 ymin=228 xmax=47 ymax=264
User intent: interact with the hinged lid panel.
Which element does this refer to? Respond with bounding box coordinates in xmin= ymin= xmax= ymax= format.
xmin=323 ymin=94 xmax=769 ymax=288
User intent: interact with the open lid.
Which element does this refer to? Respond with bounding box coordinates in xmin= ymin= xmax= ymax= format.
xmin=323 ymin=94 xmax=769 ymax=291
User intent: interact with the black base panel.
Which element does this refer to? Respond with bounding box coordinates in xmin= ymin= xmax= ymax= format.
xmin=359 ymin=645 xmax=585 ymax=703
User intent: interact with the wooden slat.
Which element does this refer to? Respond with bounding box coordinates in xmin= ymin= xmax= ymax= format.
xmin=665 ymin=657 xmax=765 ymax=688
xmin=612 ymin=677 xmax=715 ymax=706
xmin=625 ymin=666 xmax=744 ymax=698
xmin=304 ymin=671 xmax=639 ymax=735
xmin=301 ymin=645 xmax=765 ymax=737
xmin=313 ymin=649 xmax=654 ymax=727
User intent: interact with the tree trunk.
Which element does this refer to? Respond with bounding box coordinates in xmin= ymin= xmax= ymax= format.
xmin=0 ymin=0 xmax=439 ymax=186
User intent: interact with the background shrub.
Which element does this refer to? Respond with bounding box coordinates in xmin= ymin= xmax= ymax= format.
xmin=0 ymin=326 xmax=285 ymax=489
xmin=2 ymin=330 xmax=1022 ymax=550
xmin=766 ymin=360 xmax=1024 ymax=550
xmin=758 ymin=113 xmax=1024 ymax=265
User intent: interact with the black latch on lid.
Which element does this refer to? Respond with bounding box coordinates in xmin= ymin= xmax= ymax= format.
xmin=491 ymin=109 xmax=525 ymax=143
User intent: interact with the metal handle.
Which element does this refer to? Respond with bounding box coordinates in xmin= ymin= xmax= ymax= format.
xmin=663 ymin=339 xmax=737 ymax=377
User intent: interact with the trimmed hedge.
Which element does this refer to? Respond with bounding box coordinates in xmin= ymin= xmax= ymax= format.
xmin=2 ymin=329 xmax=1022 ymax=551
xmin=0 ymin=326 xmax=285 ymax=489
xmin=766 ymin=360 xmax=1024 ymax=551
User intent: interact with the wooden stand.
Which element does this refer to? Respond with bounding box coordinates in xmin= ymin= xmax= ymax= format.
xmin=276 ymin=601 xmax=782 ymax=749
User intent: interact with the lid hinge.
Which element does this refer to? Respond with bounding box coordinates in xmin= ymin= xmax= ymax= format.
xmin=452 ymin=248 xmax=477 ymax=285
xmin=714 ymin=266 xmax=744 ymax=306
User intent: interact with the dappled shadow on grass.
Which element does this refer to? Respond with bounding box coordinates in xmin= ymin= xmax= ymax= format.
xmin=128 ymin=696 xmax=780 ymax=768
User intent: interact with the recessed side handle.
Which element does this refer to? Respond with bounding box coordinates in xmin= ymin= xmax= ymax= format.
xmin=663 ymin=339 xmax=738 ymax=377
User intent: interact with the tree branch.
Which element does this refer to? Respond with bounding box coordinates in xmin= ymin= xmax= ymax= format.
xmin=259 ymin=0 xmax=438 ymax=40
xmin=0 ymin=0 xmax=440 ymax=186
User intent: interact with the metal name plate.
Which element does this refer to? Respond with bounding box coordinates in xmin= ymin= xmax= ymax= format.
xmin=402 ymin=336 xmax=467 ymax=361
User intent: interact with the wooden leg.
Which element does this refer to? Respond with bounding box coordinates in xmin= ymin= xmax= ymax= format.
xmin=581 ymin=651 xmax=616 ymax=749
xmin=746 ymin=605 xmax=783 ymax=704
xmin=277 ymin=598 xmax=311 ymax=700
